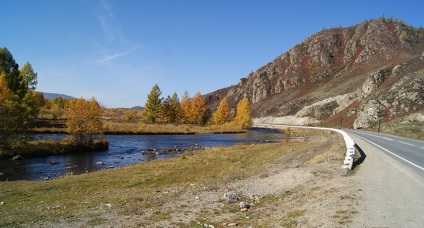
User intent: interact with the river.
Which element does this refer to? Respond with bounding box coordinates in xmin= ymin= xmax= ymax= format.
xmin=0 ymin=128 xmax=285 ymax=181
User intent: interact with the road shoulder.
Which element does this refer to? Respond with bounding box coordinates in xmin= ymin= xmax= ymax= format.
xmin=349 ymin=134 xmax=424 ymax=227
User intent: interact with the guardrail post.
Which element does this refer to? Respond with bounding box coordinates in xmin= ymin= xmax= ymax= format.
xmin=254 ymin=123 xmax=357 ymax=175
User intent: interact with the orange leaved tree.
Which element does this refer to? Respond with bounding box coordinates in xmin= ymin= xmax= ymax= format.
xmin=234 ymin=98 xmax=251 ymax=129
xmin=0 ymin=73 xmax=25 ymax=144
xmin=212 ymin=98 xmax=232 ymax=125
xmin=65 ymin=97 xmax=103 ymax=144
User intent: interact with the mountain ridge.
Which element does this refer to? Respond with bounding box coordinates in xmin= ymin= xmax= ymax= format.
xmin=205 ymin=17 xmax=424 ymax=129
xmin=41 ymin=92 xmax=75 ymax=100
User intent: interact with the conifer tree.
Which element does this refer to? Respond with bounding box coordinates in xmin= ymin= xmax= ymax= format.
xmin=161 ymin=92 xmax=180 ymax=123
xmin=0 ymin=73 xmax=25 ymax=144
xmin=0 ymin=48 xmax=43 ymax=142
xmin=190 ymin=92 xmax=207 ymax=124
xmin=212 ymin=98 xmax=232 ymax=125
xmin=169 ymin=92 xmax=181 ymax=123
xmin=0 ymin=48 xmax=20 ymax=96
xmin=234 ymin=98 xmax=251 ymax=129
xmin=144 ymin=84 xmax=162 ymax=122
xmin=180 ymin=91 xmax=191 ymax=123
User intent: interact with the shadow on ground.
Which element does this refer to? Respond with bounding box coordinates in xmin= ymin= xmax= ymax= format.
xmin=353 ymin=143 xmax=366 ymax=169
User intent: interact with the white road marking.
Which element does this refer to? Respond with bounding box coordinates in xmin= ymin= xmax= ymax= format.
xmin=397 ymin=141 xmax=416 ymax=147
xmin=358 ymin=132 xmax=394 ymax=141
xmin=353 ymin=134 xmax=424 ymax=172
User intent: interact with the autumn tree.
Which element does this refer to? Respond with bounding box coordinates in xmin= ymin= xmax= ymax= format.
xmin=21 ymin=91 xmax=45 ymax=128
xmin=0 ymin=48 xmax=43 ymax=141
xmin=161 ymin=92 xmax=180 ymax=123
xmin=50 ymin=96 xmax=69 ymax=118
xmin=66 ymin=97 xmax=103 ymax=144
xmin=180 ymin=91 xmax=191 ymax=123
xmin=212 ymin=98 xmax=232 ymax=125
xmin=0 ymin=73 xmax=25 ymax=144
xmin=0 ymin=48 xmax=20 ymax=96
xmin=125 ymin=110 xmax=139 ymax=121
xmin=19 ymin=62 xmax=38 ymax=98
xmin=234 ymin=98 xmax=251 ymax=129
xmin=144 ymin=84 xmax=162 ymax=122
xmin=189 ymin=92 xmax=207 ymax=125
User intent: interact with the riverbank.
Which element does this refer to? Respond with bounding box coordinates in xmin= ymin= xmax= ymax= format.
xmin=0 ymin=139 xmax=109 ymax=160
xmin=0 ymin=129 xmax=362 ymax=227
xmin=32 ymin=119 xmax=248 ymax=135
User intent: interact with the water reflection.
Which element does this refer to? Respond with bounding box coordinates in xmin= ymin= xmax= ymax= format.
xmin=0 ymin=128 xmax=284 ymax=181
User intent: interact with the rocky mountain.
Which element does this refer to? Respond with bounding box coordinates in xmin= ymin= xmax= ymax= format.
xmin=205 ymin=17 xmax=424 ymax=129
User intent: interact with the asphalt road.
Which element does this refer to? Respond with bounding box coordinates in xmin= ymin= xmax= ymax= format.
xmin=346 ymin=131 xmax=424 ymax=227
xmin=345 ymin=129 xmax=424 ymax=177
xmin=256 ymin=124 xmax=424 ymax=226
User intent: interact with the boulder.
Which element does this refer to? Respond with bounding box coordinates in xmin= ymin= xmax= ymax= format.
xmin=239 ymin=201 xmax=250 ymax=209
xmin=12 ymin=155 xmax=24 ymax=160
xmin=223 ymin=193 xmax=240 ymax=203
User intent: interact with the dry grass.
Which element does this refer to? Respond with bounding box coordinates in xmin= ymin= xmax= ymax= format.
xmin=103 ymin=120 xmax=246 ymax=134
xmin=0 ymin=139 xmax=306 ymax=226
xmin=0 ymin=129 xmax=352 ymax=227
xmin=35 ymin=107 xmax=247 ymax=135
xmin=365 ymin=115 xmax=424 ymax=141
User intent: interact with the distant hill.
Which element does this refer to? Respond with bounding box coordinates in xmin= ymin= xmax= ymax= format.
xmin=129 ymin=106 xmax=144 ymax=110
xmin=42 ymin=92 xmax=75 ymax=100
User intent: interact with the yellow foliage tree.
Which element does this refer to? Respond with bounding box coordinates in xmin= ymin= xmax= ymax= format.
xmin=234 ymin=98 xmax=251 ymax=129
xmin=212 ymin=98 xmax=232 ymax=125
xmin=189 ymin=92 xmax=207 ymax=124
xmin=180 ymin=91 xmax=191 ymax=123
xmin=66 ymin=97 xmax=103 ymax=144
xmin=0 ymin=73 xmax=25 ymax=144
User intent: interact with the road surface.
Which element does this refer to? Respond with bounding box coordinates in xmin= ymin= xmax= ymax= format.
xmin=345 ymin=130 xmax=424 ymax=177
xmin=346 ymin=130 xmax=424 ymax=227
xmin=256 ymin=124 xmax=424 ymax=226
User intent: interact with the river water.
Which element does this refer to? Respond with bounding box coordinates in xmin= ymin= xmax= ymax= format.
xmin=0 ymin=128 xmax=285 ymax=181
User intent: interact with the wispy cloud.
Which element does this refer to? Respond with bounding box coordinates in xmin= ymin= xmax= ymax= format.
xmin=94 ymin=45 xmax=142 ymax=64
xmin=99 ymin=0 xmax=113 ymax=16
xmin=95 ymin=0 xmax=125 ymax=43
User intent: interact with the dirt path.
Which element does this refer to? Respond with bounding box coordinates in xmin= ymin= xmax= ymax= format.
xmin=350 ymin=135 xmax=424 ymax=227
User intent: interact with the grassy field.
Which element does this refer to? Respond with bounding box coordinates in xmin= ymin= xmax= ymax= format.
xmin=103 ymin=120 xmax=247 ymax=134
xmin=0 ymin=129 xmax=347 ymax=227
xmin=0 ymin=138 xmax=109 ymax=160
xmin=32 ymin=117 xmax=247 ymax=135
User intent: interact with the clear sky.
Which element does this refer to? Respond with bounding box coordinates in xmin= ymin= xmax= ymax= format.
xmin=2 ymin=0 xmax=423 ymax=108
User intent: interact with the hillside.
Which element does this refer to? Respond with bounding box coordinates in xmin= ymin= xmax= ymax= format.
xmin=205 ymin=17 xmax=424 ymax=129
xmin=42 ymin=92 xmax=75 ymax=100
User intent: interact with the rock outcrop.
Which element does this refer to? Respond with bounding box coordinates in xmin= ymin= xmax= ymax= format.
xmin=206 ymin=17 xmax=424 ymax=129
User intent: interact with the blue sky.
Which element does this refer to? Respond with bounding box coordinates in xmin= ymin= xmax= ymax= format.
xmin=2 ymin=0 xmax=423 ymax=108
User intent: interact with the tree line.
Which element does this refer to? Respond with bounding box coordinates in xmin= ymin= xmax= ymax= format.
xmin=0 ymin=47 xmax=44 ymax=144
xmin=1 ymin=47 xmax=251 ymax=149
xmin=143 ymin=84 xmax=251 ymax=129
xmin=0 ymin=47 xmax=103 ymax=147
